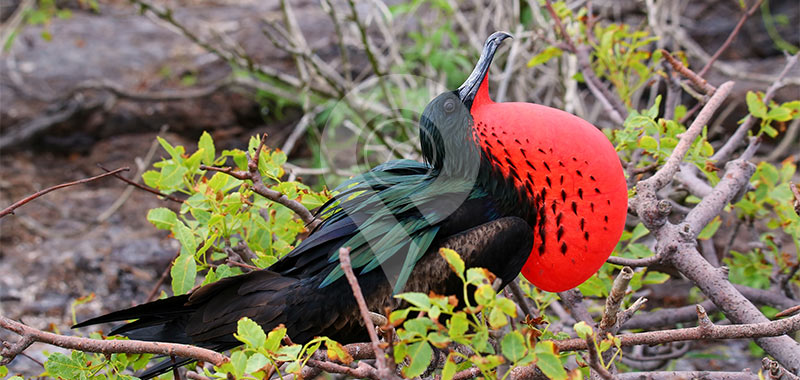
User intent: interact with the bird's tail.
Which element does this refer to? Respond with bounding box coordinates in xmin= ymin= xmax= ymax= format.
xmin=73 ymin=270 xmax=298 ymax=379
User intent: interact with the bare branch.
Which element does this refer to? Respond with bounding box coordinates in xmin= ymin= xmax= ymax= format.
xmin=338 ymin=247 xmax=395 ymax=380
xmin=623 ymin=284 xmax=798 ymax=330
xmin=662 ymin=50 xmax=717 ymax=95
xmin=0 ymin=315 xmax=228 ymax=366
xmin=642 ymin=81 xmax=734 ymax=192
xmin=697 ymin=0 xmax=766 ymax=78
xmin=549 ymin=309 xmax=800 ymax=352
xmin=599 ymin=267 xmax=634 ymax=333
xmin=616 ymin=371 xmax=758 ymax=380
xmin=607 ymin=254 xmax=661 ymax=268
xmin=0 ymin=167 xmax=130 ymax=218
xmin=97 ymin=164 xmax=184 ymax=204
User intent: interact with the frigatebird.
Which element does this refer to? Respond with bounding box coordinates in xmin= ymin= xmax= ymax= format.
xmin=74 ymin=32 xmax=627 ymax=378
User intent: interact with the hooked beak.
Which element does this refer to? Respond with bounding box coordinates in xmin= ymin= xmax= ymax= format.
xmin=457 ymin=31 xmax=512 ymax=109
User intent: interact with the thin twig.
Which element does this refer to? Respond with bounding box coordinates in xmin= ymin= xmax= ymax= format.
xmin=337 ymin=247 xmax=395 ymax=380
xmin=697 ymin=0 xmax=765 ymax=78
xmin=0 ymin=167 xmax=130 ymax=218
xmin=606 ymin=255 xmax=661 ymax=268
xmin=662 ymin=50 xmax=717 ymax=95
xmin=586 ymin=336 xmax=617 ymax=379
xmin=199 ymin=135 xmax=320 ymax=228
xmin=97 ymin=164 xmax=184 ymax=204
xmin=637 ymin=81 xmax=734 ymax=195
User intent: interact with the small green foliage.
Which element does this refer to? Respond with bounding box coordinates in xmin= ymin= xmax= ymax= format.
xmin=745 ymin=91 xmax=800 ymax=138
xmin=42 ymin=341 xmax=151 ymax=380
xmin=728 ymin=159 xmax=800 ymax=291
xmin=141 ymin=134 xmax=330 ymax=296
xmin=206 ymin=317 xmax=347 ymax=379
xmin=528 ymin=46 xmax=564 ymax=67
xmin=390 ymin=249 xmax=573 ymax=379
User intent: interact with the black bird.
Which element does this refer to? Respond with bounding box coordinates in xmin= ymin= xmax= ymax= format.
xmin=74 ymin=31 xmax=627 ymax=378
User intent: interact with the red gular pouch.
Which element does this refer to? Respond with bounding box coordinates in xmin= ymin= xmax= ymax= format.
xmin=470 ymin=73 xmax=628 ymax=292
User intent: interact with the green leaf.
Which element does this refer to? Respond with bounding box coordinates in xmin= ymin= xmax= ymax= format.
xmin=475 ymin=284 xmax=495 ymax=305
xmin=574 ymin=321 xmax=593 ymax=339
xmin=265 ymin=325 xmax=287 ymax=352
xmin=245 ymin=353 xmax=269 ymax=373
xmin=466 ymin=267 xmax=490 ymax=285
xmin=746 ymin=91 xmax=767 ymax=119
xmin=173 ymin=220 xmax=197 ymax=255
xmin=229 ymin=350 xmax=247 ymax=377
xmin=501 ymin=331 xmax=526 ymax=362
xmin=489 ymin=306 xmax=508 ymax=328
xmin=390 ymin=308 xmax=411 ymax=324
xmin=395 ymin=292 xmax=431 ymax=309
xmin=496 ymin=297 xmax=517 ymax=317
xmin=405 ymin=317 xmax=434 ymax=336
xmin=157 ymin=136 xmax=184 ymax=162
xmin=441 ymin=353 xmax=458 ymax=380
xmin=427 ymin=332 xmax=451 ymax=348
xmin=159 ymin=164 xmax=188 ymax=189
xmin=767 ymin=106 xmax=792 ymax=122
xmin=0 ymin=365 xmax=7 ymax=377
xmin=142 ymin=170 xmax=160 ymax=189
xmin=198 ymin=131 xmax=216 ymax=165
xmin=171 ymin=253 xmax=197 ymax=295
xmin=235 ymin=317 xmax=267 ymax=348
xmin=325 ymin=339 xmax=354 ymax=364
xmin=449 ymin=312 xmax=469 ymax=338
xmin=527 ymin=46 xmax=563 ymax=67
xmin=439 ymin=248 xmax=465 ymax=279
xmin=698 ymin=216 xmax=722 ymax=240
xmin=402 ymin=341 xmax=433 ymax=378
xmin=637 ymin=135 xmax=658 ymax=151
xmin=759 ymin=162 xmax=780 ymax=186
xmin=147 ymin=207 xmax=177 ymax=230
xmin=642 ymin=271 xmax=670 ymax=285
xmin=629 ymin=223 xmax=649 ymax=243
xmin=535 ymin=341 xmax=567 ymax=380
xmin=45 ymin=352 xmax=87 ymax=380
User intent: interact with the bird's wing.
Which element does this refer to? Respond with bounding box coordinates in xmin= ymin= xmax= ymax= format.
xmin=270 ymin=159 xmax=480 ymax=293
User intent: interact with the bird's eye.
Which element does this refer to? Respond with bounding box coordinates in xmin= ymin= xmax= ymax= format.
xmin=443 ymin=99 xmax=456 ymax=113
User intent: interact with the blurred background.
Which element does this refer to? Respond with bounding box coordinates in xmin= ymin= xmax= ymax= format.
xmin=1 ymin=0 xmax=798 ymax=377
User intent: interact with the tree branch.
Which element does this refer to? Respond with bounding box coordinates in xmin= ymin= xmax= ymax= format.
xmin=549 ymin=309 xmax=800 ymax=352
xmin=599 ymin=267 xmax=634 ymax=333
xmin=0 ymin=167 xmax=129 ymax=218
xmin=696 ymin=0 xmax=766 ymax=78
xmin=616 ymin=371 xmax=758 ymax=380
xmin=0 ymin=315 xmax=228 ymax=367
xmin=338 ymin=247 xmax=395 ymax=380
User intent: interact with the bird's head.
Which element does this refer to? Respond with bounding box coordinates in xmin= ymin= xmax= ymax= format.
xmin=421 ymin=32 xmax=628 ymax=293
xmin=419 ymin=32 xmax=512 ymax=172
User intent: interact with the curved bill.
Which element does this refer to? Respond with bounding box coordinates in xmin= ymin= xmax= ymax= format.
xmin=456 ymin=31 xmax=512 ymax=109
